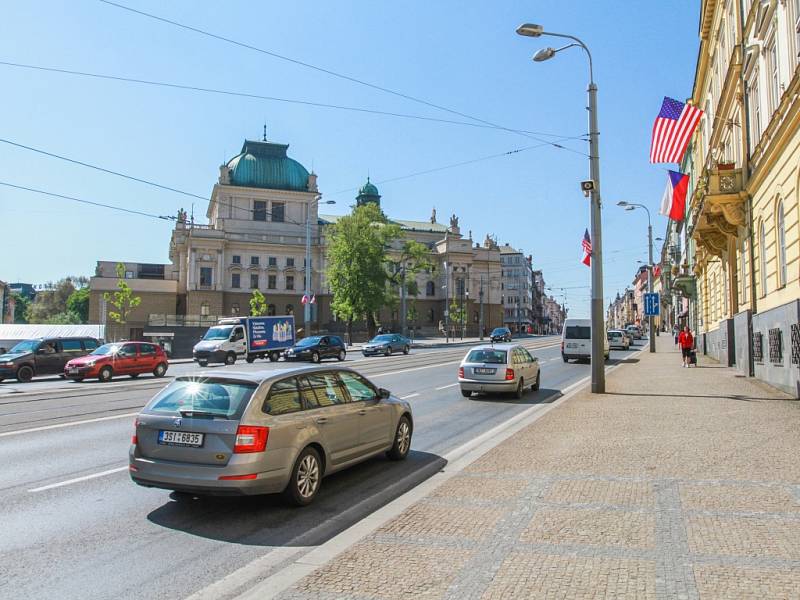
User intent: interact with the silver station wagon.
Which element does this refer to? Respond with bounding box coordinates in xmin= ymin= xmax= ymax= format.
xmin=129 ymin=367 xmax=413 ymax=505
xmin=458 ymin=343 xmax=540 ymax=399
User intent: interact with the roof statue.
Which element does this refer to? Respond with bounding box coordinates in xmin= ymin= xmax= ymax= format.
xmin=430 ymin=207 xmax=437 ymax=224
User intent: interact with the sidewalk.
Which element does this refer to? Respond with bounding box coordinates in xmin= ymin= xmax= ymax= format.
xmin=276 ymin=336 xmax=800 ymax=599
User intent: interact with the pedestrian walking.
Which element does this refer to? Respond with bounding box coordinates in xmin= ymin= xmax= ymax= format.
xmin=678 ymin=325 xmax=694 ymax=367
xmin=673 ymin=325 xmax=679 ymax=346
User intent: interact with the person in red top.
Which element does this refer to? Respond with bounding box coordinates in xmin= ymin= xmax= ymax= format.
xmin=678 ymin=325 xmax=694 ymax=367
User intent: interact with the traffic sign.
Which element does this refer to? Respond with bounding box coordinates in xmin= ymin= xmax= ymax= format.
xmin=644 ymin=293 xmax=660 ymax=316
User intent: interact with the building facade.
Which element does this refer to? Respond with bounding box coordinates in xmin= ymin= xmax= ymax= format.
xmin=500 ymin=244 xmax=534 ymax=333
xmin=663 ymin=0 xmax=800 ymax=395
xmin=89 ymin=137 xmax=504 ymax=350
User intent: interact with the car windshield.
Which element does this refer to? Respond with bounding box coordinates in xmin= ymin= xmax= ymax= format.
xmin=147 ymin=378 xmax=257 ymax=419
xmin=91 ymin=343 xmax=121 ymax=356
xmin=466 ymin=349 xmax=507 ymax=364
xmin=371 ymin=335 xmax=393 ymax=342
xmin=566 ymin=326 xmax=591 ymax=339
xmin=607 ymin=332 xmax=620 ymax=338
xmin=491 ymin=329 xmax=507 ymax=335
xmin=8 ymin=340 xmax=39 ymax=353
xmin=296 ymin=336 xmax=322 ymax=347
xmin=202 ymin=326 xmax=233 ymax=341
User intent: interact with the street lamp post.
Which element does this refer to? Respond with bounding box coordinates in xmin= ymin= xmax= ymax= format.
xmin=443 ymin=261 xmax=450 ymax=343
xmin=517 ymin=23 xmax=605 ymax=392
xmin=617 ymin=201 xmax=655 ymax=353
xmin=305 ymin=196 xmax=336 ymax=337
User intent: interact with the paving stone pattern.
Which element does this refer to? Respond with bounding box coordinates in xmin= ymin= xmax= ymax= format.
xmin=280 ymin=339 xmax=800 ymax=599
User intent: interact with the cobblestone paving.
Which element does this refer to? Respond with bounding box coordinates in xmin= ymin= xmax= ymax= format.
xmin=279 ymin=340 xmax=800 ymax=599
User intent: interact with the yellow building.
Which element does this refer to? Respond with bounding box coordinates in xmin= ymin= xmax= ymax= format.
xmin=680 ymin=0 xmax=800 ymax=395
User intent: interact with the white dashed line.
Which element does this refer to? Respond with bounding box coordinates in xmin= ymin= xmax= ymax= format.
xmin=435 ymin=383 xmax=459 ymax=390
xmin=28 ymin=466 xmax=128 ymax=493
xmin=400 ymin=393 xmax=420 ymax=399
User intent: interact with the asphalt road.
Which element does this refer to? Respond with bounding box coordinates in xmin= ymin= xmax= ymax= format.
xmin=0 ymin=336 xmax=645 ymax=599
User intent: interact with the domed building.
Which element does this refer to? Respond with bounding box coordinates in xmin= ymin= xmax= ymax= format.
xmin=89 ymin=135 xmax=505 ymax=354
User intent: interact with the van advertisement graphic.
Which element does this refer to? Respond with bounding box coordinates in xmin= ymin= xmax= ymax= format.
xmin=247 ymin=316 xmax=295 ymax=349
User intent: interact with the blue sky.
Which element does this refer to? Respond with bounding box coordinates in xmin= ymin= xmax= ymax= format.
xmin=0 ymin=1 xmax=699 ymax=317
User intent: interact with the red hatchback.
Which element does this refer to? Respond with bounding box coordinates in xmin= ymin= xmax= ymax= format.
xmin=65 ymin=341 xmax=169 ymax=382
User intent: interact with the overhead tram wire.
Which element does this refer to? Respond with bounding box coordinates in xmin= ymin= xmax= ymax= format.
xmin=0 ymin=61 xmax=584 ymax=142
xmin=98 ymin=0 xmax=589 ymax=157
xmin=0 ymin=182 xmax=177 ymax=221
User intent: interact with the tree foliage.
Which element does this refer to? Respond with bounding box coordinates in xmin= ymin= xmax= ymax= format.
xmin=327 ymin=204 xmax=401 ymax=335
xmin=26 ymin=279 xmax=77 ymax=323
xmin=249 ymin=289 xmax=268 ymax=316
xmin=385 ymin=239 xmax=432 ymax=299
xmin=66 ymin=287 xmax=90 ymax=323
xmin=103 ymin=263 xmax=142 ymax=325
xmin=12 ymin=292 xmax=30 ymax=324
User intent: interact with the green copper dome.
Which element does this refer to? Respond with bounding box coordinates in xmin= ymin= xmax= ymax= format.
xmin=226 ymin=140 xmax=310 ymax=191
xmin=356 ymin=177 xmax=381 ymax=207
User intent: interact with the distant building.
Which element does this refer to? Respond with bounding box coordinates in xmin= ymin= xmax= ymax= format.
xmin=500 ymin=244 xmax=533 ymax=333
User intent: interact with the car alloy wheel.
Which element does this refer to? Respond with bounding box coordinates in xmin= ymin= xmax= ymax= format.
xmin=337 ymin=350 xmax=346 ymax=361
xmin=153 ymin=363 xmax=167 ymax=377
xmin=403 ymin=345 xmax=410 ymax=355
xmin=385 ymin=347 xmax=392 ymax=356
xmin=99 ymin=366 xmax=113 ymax=382
xmin=311 ymin=351 xmax=320 ymax=363
xmin=16 ymin=365 xmax=34 ymax=383
xmin=387 ymin=416 xmax=412 ymax=460
xmin=514 ymin=377 xmax=524 ymax=399
xmin=225 ymin=352 xmax=236 ymax=365
xmin=533 ymin=370 xmax=541 ymax=391
xmin=284 ymin=447 xmax=322 ymax=506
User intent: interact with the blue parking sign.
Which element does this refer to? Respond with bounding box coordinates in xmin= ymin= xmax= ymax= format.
xmin=644 ymin=293 xmax=660 ymax=316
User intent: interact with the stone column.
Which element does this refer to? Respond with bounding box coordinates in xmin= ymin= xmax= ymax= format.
xmin=188 ymin=249 xmax=196 ymax=291
xmin=217 ymin=249 xmax=224 ymax=291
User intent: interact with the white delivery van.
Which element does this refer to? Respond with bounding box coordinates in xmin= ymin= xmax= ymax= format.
xmin=561 ymin=318 xmax=609 ymax=363
xmin=193 ymin=315 xmax=295 ymax=366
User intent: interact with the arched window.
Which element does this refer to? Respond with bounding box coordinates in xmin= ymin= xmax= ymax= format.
xmin=426 ymin=281 xmax=435 ymax=297
xmin=776 ymin=199 xmax=787 ymax=287
xmin=759 ymin=219 xmax=767 ymax=296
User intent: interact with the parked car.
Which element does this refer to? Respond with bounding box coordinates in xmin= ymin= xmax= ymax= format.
xmin=606 ymin=329 xmax=630 ymax=350
xmin=561 ymin=318 xmax=610 ymax=363
xmin=490 ymin=327 xmax=512 ymax=342
xmin=65 ymin=341 xmax=169 ymax=382
xmin=129 ymin=366 xmax=413 ymax=505
xmin=625 ymin=325 xmax=643 ymax=340
xmin=458 ymin=343 xmax=540 ymax=399
xmin=284 ymin=335 xmax=346 ymax=363
xmin=0 ymin=337 xmax=100 ymax=383
xmin=362 ymin=334 xmax=411 ymax=357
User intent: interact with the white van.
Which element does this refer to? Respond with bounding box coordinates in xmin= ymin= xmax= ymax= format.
xmin=561 ymin=318 xmax=609 ymax=363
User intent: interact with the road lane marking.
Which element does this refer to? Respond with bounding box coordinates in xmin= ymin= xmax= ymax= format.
xmin=28 ymin=465 xmax=128 ymax=493
xmin=0 ymin=412 xmax=139 ymax=438
xmin=400 ymin=393 xmax=419 ymax=399
xmin=435 ymin=383 xmax=459 ymax=390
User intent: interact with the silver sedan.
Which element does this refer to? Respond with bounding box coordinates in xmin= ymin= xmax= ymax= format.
xmin=129 ymin=366 xmax=413 ymax=506
xmin=458 ymin=343 xmax=540 ymax=399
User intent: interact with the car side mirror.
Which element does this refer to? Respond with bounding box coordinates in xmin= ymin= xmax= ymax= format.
xmin=378 ymin=388 xmax=391 ymax=400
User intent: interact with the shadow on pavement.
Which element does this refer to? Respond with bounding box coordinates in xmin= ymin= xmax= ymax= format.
xmin=467 ymin=387 xmax=562 ymax=405
xmin=610 ymin=391 xmax=792 ymax=402
xmin=146 ymin=449 xmax=445 ymax=547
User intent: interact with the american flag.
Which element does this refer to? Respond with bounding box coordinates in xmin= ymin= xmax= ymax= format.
xmin=649 ymin=97 xmax=703 ymax=164
xmin=581 ymin=229 xmax=592 ymax=267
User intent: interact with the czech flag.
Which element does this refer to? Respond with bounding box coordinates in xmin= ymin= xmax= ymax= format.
xmin=660 ymin=170 xmax=689 ymax=222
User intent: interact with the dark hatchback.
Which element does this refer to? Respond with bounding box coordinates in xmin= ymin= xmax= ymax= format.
xmin=0 ymin=337 xmax=100 ymax=382
xmin=490 ymin=327 xmax=512 ymax=343
xmin=284 ymin=335 xmax=346 ymax=363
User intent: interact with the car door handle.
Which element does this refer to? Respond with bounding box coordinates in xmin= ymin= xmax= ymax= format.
xmin=315 ymin=417 xmax=328 ymax=425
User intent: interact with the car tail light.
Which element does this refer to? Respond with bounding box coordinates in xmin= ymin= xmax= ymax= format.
xmin=458 ymin=367 xmax=464 ymax=378
xmin=505 ymin=368 xmax=515 ymax=381
xmin=131 ymin=418 xmax=139 ymax=445
xmin=129 ymin=465 xmax=138 ymax=472
xmin=234 ymin=425 xmax=269 ymax=453
xmin=219 ymin=473 xmax=258 ymax=480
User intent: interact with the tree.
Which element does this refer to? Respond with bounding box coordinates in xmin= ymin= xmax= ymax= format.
xmin=327 ymin=203 xmax=401 ymax=339
xmin=103 ymin=263 xmax=141 ymax=334
xmin=26 ymin=279 xmax=77 ymax=323
xmin=43 ymin=310 xmax=82 ymax=324
xmin=449 ymin=300 xmax=465 ymax=335
xmin=385 ymin=239 xmax=432 ymax=334
xmin=12 ymin=292 xmax=30 ymax=324
xmin=66 ymin=287 xmax=90 ymax=323
xmin=249 ymin=289 xmax=267 ymax=316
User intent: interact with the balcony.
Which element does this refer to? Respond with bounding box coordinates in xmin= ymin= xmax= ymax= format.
xmin=691 ymin=166 xmax=746 ymax=259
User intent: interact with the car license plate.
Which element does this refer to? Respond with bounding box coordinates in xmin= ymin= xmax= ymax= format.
xmin=158 ymin=430 xmax=204 ymax=447
xmin=567 ymin=343 xmax=578 ymax=348
xmin=474 ymin=367 xmax=495 ymax=375
xmin=68 ymin=368 xmax=79 ymax=374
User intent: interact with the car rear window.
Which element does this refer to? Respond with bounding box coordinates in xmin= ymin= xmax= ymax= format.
xmin=147 ymin=378 xmax=257 ymax=419
xmin=566 ymin=326 xmax=591 ymax=339
xmin=466 ymin=349 xmax=507 ymax=364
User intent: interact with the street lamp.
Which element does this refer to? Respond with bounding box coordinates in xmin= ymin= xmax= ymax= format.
xmin=305 ymin=196 xmax=336 ymax=337
xmin=616 ymin=201 xmax=655 ymax=353
xmin=517 ymin=23 xmax=605 ymax=392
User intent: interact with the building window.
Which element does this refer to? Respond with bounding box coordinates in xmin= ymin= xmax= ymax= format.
xmin=286 ymin=304 xmax=294 ymax=315
xmin=426 ymin=281 xmax=435 ymax=296
xmin=253 ymin=200 xmax=267 ymax=221
xmin=776 ymin=200 xmax=787 ymax=287
xmin=232 ymin=255 xmax=241 ymax=265
xmin=268 ymin=256 xmax=277 ymax=267
xmin=768 ymin=40 xmax=780 ymax=113
xmin=286 ymin=257 xmax=295 ymax=267
xmin=250 ymin=273 xmax=259 ymax=289
xmin=267 ymin=304 xmax=276 ymax=316
xmin=231 ymin=303 xmax=240 ymax=315
xmin=271 ymin=202 xmax=285 ymax=223
xmin=740 ymin=236 xmax=748 ymax=303
xmin=250 ymin=256 xmax=259 ymax=266
xmin=748 ymin=73 xmax=761 ymax=146
xmin=286 ymin=275 xmax=295 ymax=290
xmin=794 ymin=0 xmax=800 ymax=62
xmin=200 ymin=302 xmax=210 ymax=316
xmin=268 ymin=275 xmax=277 ymax=290
xmin=200 ymin=267 xmax=212 ymax=287
xmin=231 ymin=273 xmax=241 ymax=289
xmin=759 ymin=220 xmax=767 ymax=296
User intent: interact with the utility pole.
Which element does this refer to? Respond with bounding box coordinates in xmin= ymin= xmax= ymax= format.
xmin=400 ymin=263 xmax=407 ymax=337
xmin=444 ymin=261 xmax=449 ymax=343
xmin=479 ymin=275 xmax=485 ymax=340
